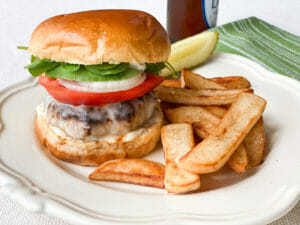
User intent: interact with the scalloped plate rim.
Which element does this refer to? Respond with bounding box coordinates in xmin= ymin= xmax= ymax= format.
xmin=0 ymin=52 xmax=299 ymax=225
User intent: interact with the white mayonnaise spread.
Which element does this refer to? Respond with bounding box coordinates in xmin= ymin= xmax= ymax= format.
xmin=58 ymin=72 xmax=146 ymax=93
xmin=129 ymin=62 xmax=146 ymax=71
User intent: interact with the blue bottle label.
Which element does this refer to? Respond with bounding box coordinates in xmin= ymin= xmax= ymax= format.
xmin=202 ymin=0 xmax=219 ymax=28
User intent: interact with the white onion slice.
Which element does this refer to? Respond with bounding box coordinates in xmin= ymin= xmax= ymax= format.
xmin=58 ymin=73 xmax=146 ymax=93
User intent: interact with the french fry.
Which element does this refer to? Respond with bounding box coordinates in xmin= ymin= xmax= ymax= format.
xmin=160 ymin=79 xmax=182 ymax=88
xmin=166 ymin=106 xmax=248 ymax=173
xmin=204 ymin=106 xmax=227 ymax=118
xmin=89 ymin=159 xmax=165 ymax=188
xmin=204 ymin=106 xmax=265 ymax=169
xmin=165 ymin=163 xmax=200 ymax=193
xmin=202 ymin=106 xmax=267 ymax=171
xmin=160 ymin=76 xmax=250 ymax=90
xmin=193 ymin=122 xmax=212 ymax=139
xmin=227 ymin=145 xmax=248 ymax=173
xmin=244 ymin=117 xmax=266 ymax=168
xmin=204 ymin=107 xmax=249 ymax=173
xmin=180 ymin=71 xmax=253 ymax=173
xmin=179 ymin=93 xmax=266 ymax=174
xmin=162 ymin=71 xmax=250 ymax=90
xmin=182 ymin=68 xmax=226 ymax=89
xmin=161 ymin=124 xmax=200 ymax=193
xmin=210 ymin=76 xmax=251 ymax=89
xmin=193 ymin=124 xmax=249 ymax=174
xmin=162 ymin=124 xmax=195 ymax=163
xmin=164 ymin=106 xmax=219 ymax=129
xmin=155 ymin=86 xmax=253 ymax=106
xmin=181 ymin=69 xmax=250 ymax=90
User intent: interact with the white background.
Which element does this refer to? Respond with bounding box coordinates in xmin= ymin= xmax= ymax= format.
xmin=0 ymin=0 xmax=299 ymax=224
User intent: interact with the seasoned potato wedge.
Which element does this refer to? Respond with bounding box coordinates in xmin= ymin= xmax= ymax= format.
xmin=180 ymin=70 xmax=259 ymax=172
xmin=164 ymin=106 xmax=248 ymax=173
xmin=165 ymin=162 xmax=200 ymax=194
xmin=164 ymin=106 xmax=219 ymax=128
xmin=161 ymin=124 xmax=200 ymax=193
xmin=155 ymin=86 xmax=252 ymax=106
xmin=179 ymin=93 xmax=266 ymax=174
xmin=160 ymin=75 xmax=250 ymax=90
xmin=210 ymin=76 xmax=251 ymax=89
xmin=227 ymin=145 xmax=248 ymax=174
xmin=244 ymin=117 xmax=266 ymax=168
xmin=160 ymin=79 xmax=182 ymax=88
xmin=162 ymin=124 xmax=195 ymax=163
xmin=204 ymin=106 xmax=265 ymax=169
xmin=89 ymin=159 xmax=165 ymax=188
xmin=182 ymin=68 xmax=226 ymax=90
xmin=204 ymin=106 xmax=227 ymax=118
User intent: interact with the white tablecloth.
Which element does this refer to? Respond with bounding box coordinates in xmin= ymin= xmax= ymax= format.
xmin=0 ymin=0 xmax=299 ymax=224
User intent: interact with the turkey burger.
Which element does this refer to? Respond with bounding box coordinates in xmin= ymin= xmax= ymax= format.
xmin=23 ymin=10 xmax=171 ymax=165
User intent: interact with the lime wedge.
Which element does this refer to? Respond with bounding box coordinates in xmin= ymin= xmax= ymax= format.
xmin=161 ymin=31 xmax=219 ymax=76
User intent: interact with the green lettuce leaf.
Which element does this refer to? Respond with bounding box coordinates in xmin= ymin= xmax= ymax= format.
xmin=23 ymin=55 xmax=175 ymax=81
xmin=84 ymin=63 xmax=129 ymax=75
xmin=25 ymin=59 xmax=59 ymax=76
xmin=84 ymin=63 xmax=119 ymax=70
xmin=145 ymin=62 xmax=166 ymax=74
xmin=46 ymin=65 xmax=142 ymax=82
xmin=61 ymin=63 xmax=80 ymax=72
xmin=17 ymin=46 xmax=29 ymax=50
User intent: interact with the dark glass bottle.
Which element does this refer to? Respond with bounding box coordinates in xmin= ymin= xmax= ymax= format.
xmin=167 ymin=0 xmax=219 ymax=42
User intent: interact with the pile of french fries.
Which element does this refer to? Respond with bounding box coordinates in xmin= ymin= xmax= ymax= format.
xmin=159 ymin=69 xmax=266 ymax=193
xmin=89 ymin=69 xmax=267 ymax=194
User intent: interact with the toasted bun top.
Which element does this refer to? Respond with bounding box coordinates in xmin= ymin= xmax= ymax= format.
xmin=29 ymin=10 xmax=171 ymax=64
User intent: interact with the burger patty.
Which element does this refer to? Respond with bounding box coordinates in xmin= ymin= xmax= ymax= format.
xmin=41 ymin=92 xmax=158 ymax=141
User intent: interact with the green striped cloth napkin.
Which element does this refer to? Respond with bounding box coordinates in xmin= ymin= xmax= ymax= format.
xmin=210 ymin=17 xmax=300 ymax=80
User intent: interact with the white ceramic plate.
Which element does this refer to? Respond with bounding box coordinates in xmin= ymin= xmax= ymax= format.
xmin=0 ymin=52 xmax=299 ymax=225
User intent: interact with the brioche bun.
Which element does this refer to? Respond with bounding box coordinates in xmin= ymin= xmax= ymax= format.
xmin=35 ymin=107 xmax=163 ymax=166
xmin=29 ymin=10 xmax=170 ymax=64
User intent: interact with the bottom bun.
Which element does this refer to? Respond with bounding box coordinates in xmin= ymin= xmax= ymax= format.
xmin=35 ymin=107 xmax=163 ymax=166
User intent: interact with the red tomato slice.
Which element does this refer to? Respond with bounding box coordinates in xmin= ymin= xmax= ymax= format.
xmin=39 ymin=74 xmax=163 ymax=106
